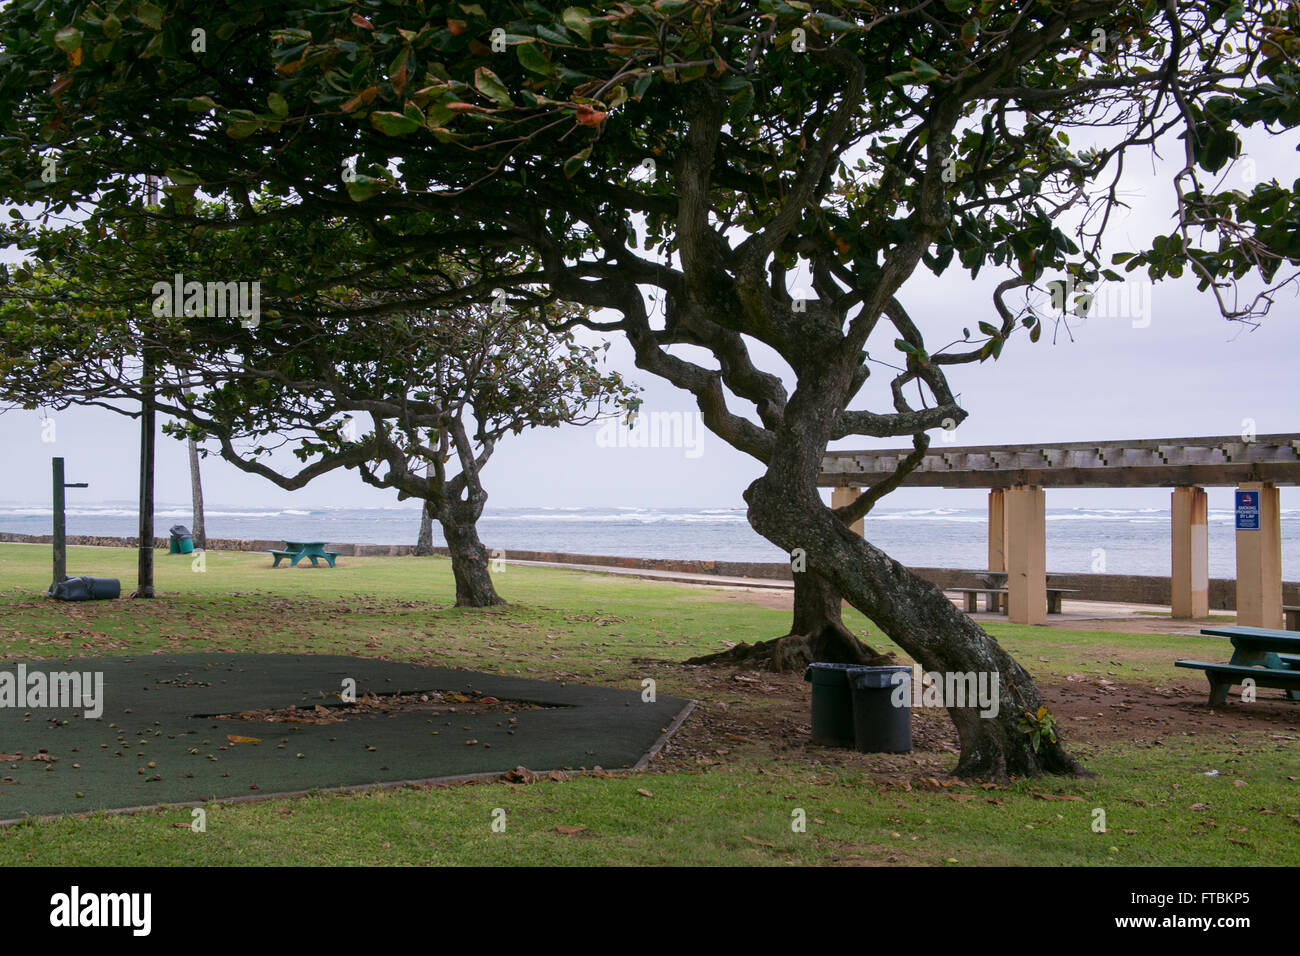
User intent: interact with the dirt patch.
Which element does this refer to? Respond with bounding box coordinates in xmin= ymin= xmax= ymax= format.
xmin=1040 ymin=675 xmax=1300 ymax=744
xmin=648 ymin=661 xmax=1300 ymax=780
xmin=207 ymin=689 xmax=555 ymax=725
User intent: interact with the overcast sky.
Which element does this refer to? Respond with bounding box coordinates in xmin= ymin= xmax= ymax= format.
xmin=1 ymin=116 xmax=1296 ymax=518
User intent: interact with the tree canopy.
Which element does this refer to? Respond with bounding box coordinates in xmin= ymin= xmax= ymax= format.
xmin=1 ymin=0 xmax=1296 ymax=777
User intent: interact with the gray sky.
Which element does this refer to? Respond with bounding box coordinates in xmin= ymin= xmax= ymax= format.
xmin=1 ymin=116 xmax=1296 ymax=517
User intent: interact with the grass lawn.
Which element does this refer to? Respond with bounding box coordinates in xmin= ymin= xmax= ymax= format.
xmin=0 ymin=541 xmax=1296 ymax=866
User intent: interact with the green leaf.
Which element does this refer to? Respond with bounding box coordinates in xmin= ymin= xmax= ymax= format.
xmin=909 ymin=59 xmax=941 ymax=82
xmin=474 ymin=67 xmax=513 ymax=107
xmin=516 ymin=41 xmax=553 ymax=75
xmin=267 ymin=92 xmax=289 ymax=118
xmin=134 ymin=2 xmax=164 ymax=31
xmin=101 ymin=14 xmax=122 ymax=39
xmin=562 ymin=7 xmax=592 ymax=43
xmin=164 ymin=168 xmax=202 ymax=185
xmin=369 ymin=111 xmax=421 ymax=135
xmin=53 ymin=27 xmax=83 ymax=53
xmin=563 ymin=145 xmax=592 ymax=178
xmin=223 ymin=111 xmax=262 ymax=139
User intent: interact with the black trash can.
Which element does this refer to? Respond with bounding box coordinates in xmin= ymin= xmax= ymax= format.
xmin=169 ymin=524 xmax=194 ymax=555
xmin=49 ymin=576 xmax=121 ymax=601
xmin=804 ymin=662 xmax=860 ymax=747
xmin=845 ymin=665 xmax=913 ymax=753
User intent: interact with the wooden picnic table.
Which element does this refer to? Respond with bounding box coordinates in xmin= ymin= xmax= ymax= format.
xmin=950 ymin=586 xmax=1079 ymax=614
xmin=269 ymin=540 xmax=340 ymax=568
xmin=1175 ymin=625 xmax=1300 ymax=704
xmin=971 ymin=571 xmax=1069 ymax=613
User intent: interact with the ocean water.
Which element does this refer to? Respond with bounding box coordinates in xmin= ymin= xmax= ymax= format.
xmin=0 ymin=503 xmax=1296 ymax=579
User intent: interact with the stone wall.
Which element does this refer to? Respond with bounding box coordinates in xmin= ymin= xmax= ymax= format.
xmin=2 ymin=532 xmax=1295 ymax=610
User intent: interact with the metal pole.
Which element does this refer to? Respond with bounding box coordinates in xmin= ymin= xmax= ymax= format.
xmin=138 ymin=351 xmax=156 ymax=598
xmin=52 ymin=457 xmax=66 ymax=590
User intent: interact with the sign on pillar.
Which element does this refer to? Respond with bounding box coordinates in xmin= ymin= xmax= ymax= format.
xmin=1005 ymin=485 xmax=1047 ymax=626
xmin=831 ymin=487 xmax=865 ymax=537
xmin=1235 ymin=483 xmax=1282 ymax=629
xmin=1171 ymin=487 xmax=1209 ymax=619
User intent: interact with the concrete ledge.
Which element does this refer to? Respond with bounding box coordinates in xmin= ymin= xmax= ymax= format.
xmin=2 ymin=531 xmax=1294 ymax=610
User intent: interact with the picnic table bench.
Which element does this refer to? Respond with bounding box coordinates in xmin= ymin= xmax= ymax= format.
xmin=949 ymin=586 xmax=1080 ymax=614
xmin=269 ymin=540 xmax=340 ymax=568
xmin=1284 ymin=605 xmax=1300 ymax=631
xmin=1175 ymin=625 xmax=1300 ymax=705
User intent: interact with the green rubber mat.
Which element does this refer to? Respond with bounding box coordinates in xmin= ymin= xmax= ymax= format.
xmin=0 ymin=654 xmax=692 ymax=821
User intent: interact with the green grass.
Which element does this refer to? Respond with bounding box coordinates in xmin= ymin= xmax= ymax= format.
xmin=0 ymin=541 xmax=1296 ymax=866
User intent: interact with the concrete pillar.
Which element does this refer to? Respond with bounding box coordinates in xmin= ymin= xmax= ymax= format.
xmin=1235 ymin=482 xmax=1283 ymax=628
xmin=988 ymin=489 xmax=1006 ymax=573
xmin=832 ymin=487 xmax=864 ymax=536
xmin=1171 ymin=486 xmax=1209 ymax=619
xmin=1005 ymin=485 xmax=1047 ymax=625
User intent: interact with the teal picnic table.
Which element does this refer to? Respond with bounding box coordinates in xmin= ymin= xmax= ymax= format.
xmin=1175 ymin=625 xmax=1300 ymax=705
xmin=269 ymin=541 xmax=340 ymax=568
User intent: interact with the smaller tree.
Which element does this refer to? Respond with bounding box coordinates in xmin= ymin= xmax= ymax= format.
xmin=0 ymin=209 xmax=634 ymax=606
xmin=163 ymin=299 xmax=631 ymax=606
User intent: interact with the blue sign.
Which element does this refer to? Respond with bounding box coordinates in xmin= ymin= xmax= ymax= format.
xmin=1236 ymin=490 xmax=1260 ymax=531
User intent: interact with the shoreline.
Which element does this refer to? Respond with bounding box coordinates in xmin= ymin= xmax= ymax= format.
xmin=3 ymin=531 xmax=1295 ymax=612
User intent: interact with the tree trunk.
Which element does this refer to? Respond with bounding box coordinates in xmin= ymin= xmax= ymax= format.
xmin=687 ymin=570 xmax=891 ymax=672
xmin=438 ymin=501 xmax=505 ymax=607
xmin=745 ymin=472 xmax=1082 ymax=781
xmin=414 ymin=500 xmax=435 ymax=556
xmin=188 ymin=437 xmax=206 ymax=551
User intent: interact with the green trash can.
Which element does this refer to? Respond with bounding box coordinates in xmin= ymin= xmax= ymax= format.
xmin=803 ymin=662 xmax=859 ymax=747
xmin=845 ymin=665 xmax=913 ymax=753
xmin=168 ymin=524 xmax=195 ymax=555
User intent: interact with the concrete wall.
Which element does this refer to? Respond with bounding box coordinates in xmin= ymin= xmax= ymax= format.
xmin=3 ymin=532 xmax=1295 ymax=610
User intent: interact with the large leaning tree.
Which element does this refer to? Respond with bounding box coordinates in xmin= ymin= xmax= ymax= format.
xmin=0 ymin=208 xmax=634 ymax=607
xmin=1 ymin=0 xmax=1297 ymax=777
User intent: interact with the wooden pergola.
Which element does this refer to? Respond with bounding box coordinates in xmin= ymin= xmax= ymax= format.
xmin=820 ymin=434 xmax=1299 ymax=625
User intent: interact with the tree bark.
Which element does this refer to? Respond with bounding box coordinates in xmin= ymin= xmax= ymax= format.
xmin=187 ymin=437 xmax=206 ymax=551
xmin=745 ymin=472 xmax=1082 ymax=781
xmin=438 ymin=500 xmax=505 ymax=607
xmin=414 ymin=500 xmax=435 ymax=556
xmin=686 ymin=569 xmax=891 ymax=672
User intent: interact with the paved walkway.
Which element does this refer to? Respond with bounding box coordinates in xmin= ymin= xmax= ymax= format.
xmin=503 ymin=558 xmax=1232 ymax=633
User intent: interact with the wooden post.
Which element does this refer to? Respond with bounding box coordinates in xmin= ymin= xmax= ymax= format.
xmin=1235 ymin=482 xmax=1282 ymax=628
xmin=1171 ymin=486 xmax=1209 ymax=618
xmin=988 ymin=488 xmax=1006 ymax=573
xmin=52 ymin=457 xmax=66 ymax=590
xmin=1005 ymin=484 xmax=1047 ymax=625
xmin=831 ymin=486 xmax=865 ymax=536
